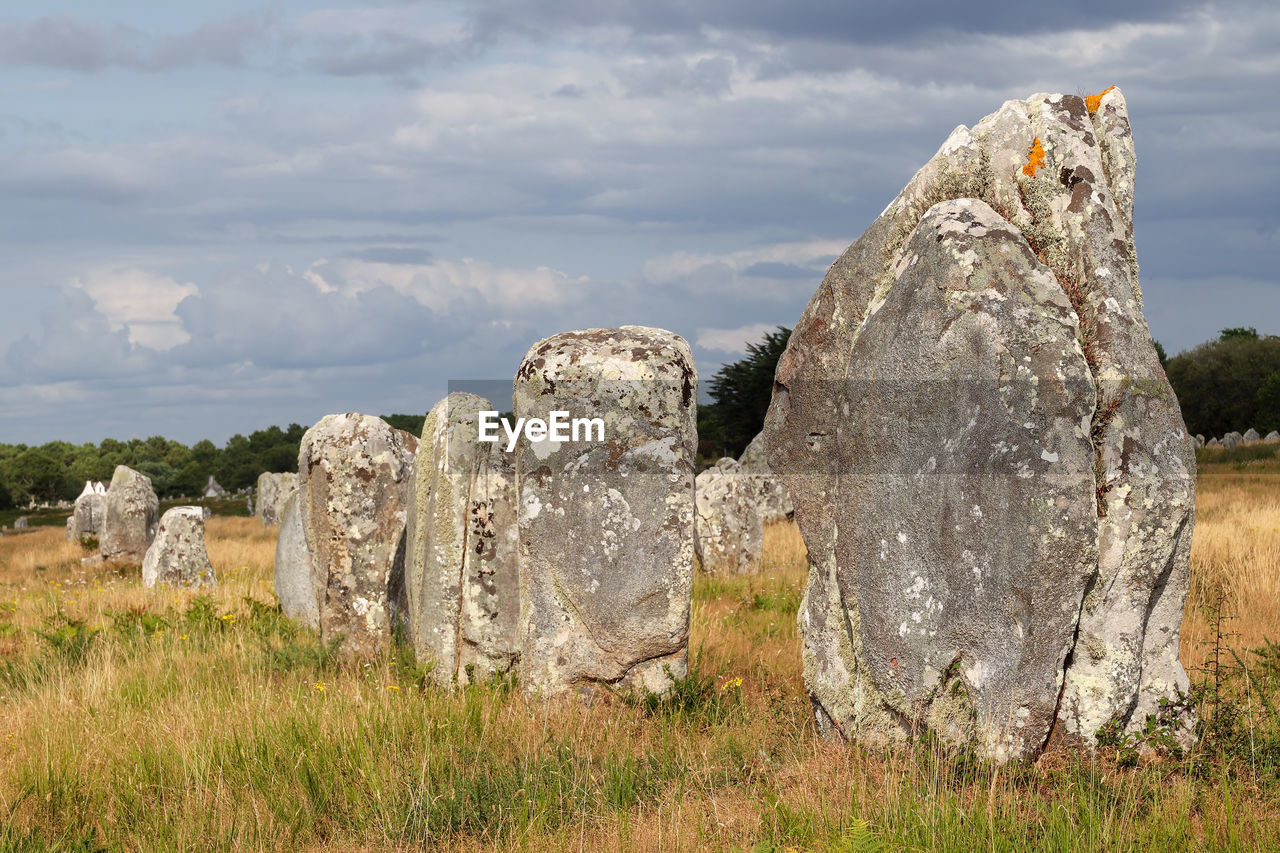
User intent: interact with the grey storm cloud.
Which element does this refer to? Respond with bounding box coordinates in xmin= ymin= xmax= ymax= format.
xmin=169 ymin=268 xmax=446 ymax=371
xmin=0 ymin=0 xmax=1277 ymax=444
xmin=465 ymin=0 xmax=1208 ymax=43
xmin=344 ymin=247 xmax=435 ymax=265
xmin=0 ymin=13 xmax=265 ymax=71
xmin=3 ymin=287 xmax=158 ymax=385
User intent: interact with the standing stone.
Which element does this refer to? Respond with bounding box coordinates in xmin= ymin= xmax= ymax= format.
xmin=101 ymin=466 xmax=160 ymax=565
xmin=13 ymin=517 xmax=27 ymax=530
xmin=515 ymin=327 xmax=697 ymax=697
xmin=406 ymin=393 xmax=521 ymax=686
xmin=1207 ymin=437 xmax=1222 ymax=448
xmin=71 ymin=481 xmax=106 ymax=541
xmin=1223 ymin=433 xmax=1240 ymax=450
xmin=739 ymin=432 xmax=794 ymax=522
xmin=300 ymin=414 xmax=417 ymax=659
xmin=1265 ymin=431 xmax=1280 ymax=443
xmin=142 ymin=507 xmax=217 ymax=589
xmin=274 ymin=490 xmax=318 ymax=628
xmin=1243 ymin=428 xmax=1261 ymax=443
xmin=765 ymin=89 xmax=1196 ymax=761
xmin=1195 ymin=434 xmax=1205 ymax=448
xmin=695 ymin=457 xmax=763 ymax=575
xmin=65 ymin=516 xmax=74 ymax=542
xmin=203 ymin=476 xmax=227 ymax=498
xmin=256 ymin=472 xmax=298 ymax=526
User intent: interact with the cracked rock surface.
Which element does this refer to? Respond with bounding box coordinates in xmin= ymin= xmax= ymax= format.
xmin=300 ymin=413 xmax=417 ymax=660
xmin=764 ymin=89 xmax=1196 ymax=761
xmin=739 ymin=433 xmax=793 ymax=523
xmin=515 ymin=326 xmax=697 ymax=698
xmin=101 ymin=465 xmax=159 ymax=566
xmin=695 ymin=457 xmax=763 ymax=575
xmin=406 ymin=392 xmax=520 ymax=687
xmin=256 ymin=472 xmax=298 ymax=526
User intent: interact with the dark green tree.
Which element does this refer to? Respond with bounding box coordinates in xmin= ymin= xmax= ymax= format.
xmin=7 ymin=447 xmax=64 ymax=504
xmin=1257 ymin=373 xmax=1280 ymax=434
xmin=1165 ymin=330 xmax=1280 ymax=437
xmin=1153 ymin=340 xmax=1168 ymax=370
xmin=703 ymin=326 xmax=791 ymax=459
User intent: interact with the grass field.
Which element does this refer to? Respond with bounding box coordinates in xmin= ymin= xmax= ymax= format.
xmin=1 ymin=453 xmax=1278 ymax=851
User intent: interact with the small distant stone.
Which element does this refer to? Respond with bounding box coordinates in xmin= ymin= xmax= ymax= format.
xmin=256 ymin=472 xmax=298 ymax=526
xmin=695 ymin=457 xmax=763 ymax=575
xmin=142 ymin=507 xmax=216 ymax=589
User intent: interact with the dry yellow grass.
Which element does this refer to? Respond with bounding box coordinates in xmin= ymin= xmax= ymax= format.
xmin=0 ymin=464 xmax=1277 ymax=851
xmin=1183 ymin=463 xmax=1280 ymax=674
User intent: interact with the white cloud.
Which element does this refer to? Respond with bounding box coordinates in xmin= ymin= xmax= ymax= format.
xmin=307 ymin=256 xmax=584 ymax=312
xmin=696 ymin=322 xmax=775 ymax=354
xmin=643 ymin=239 xmax=843 ymax=284
xmin=71 ymin=267 xmax=198 ymax=350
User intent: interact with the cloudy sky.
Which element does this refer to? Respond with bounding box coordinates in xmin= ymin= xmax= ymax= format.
xmin=1 ymin=1 xmax=1277 ymax=445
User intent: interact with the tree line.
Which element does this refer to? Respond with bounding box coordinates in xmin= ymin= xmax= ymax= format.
xmin=0 ymin=416 xmax=424 ymax=510
xmin=694 ymin=324 xmax=1280 ymax=459
xmin=2 ymin=323 xmax=1274 ymax=509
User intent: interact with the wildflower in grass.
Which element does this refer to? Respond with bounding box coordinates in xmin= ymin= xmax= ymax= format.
xmin=180 ymin=634 xmax=189 ymax=641
xmin=722 ymin=676 xmax=743 ymax=693
xmin=220 ymin=614 xmax=235 ymax=623
xmin=314 ymin=681 xmax=325 ymax=691
xmin=386 ymin=685 xmax=400 ymax=691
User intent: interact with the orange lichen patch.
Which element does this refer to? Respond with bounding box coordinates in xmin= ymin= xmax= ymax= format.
xmin=1022 ymin=137 xmax=1045 ymax=177
xmin=1086 ymin=85 xmax=1117 ymax=113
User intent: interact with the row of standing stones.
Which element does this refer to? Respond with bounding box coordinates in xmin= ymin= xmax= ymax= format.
xmin=270 ymin=328 xmax=701 ymax=697
xmin=1198 ymin=429 xmax=1280 ymax=449
xmin=71 ymin=87 xmax=1196 ymax=764
xmin=67 ymin=466 xmax=218 ymax=589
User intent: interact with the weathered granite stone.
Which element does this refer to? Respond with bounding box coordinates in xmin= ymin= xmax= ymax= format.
xmin=1207 ymin=437 xmax=1222 ymax=448
xmin=1195 ymin=434 xmax=1205 ymax=448
xmin=1243 ymin=428 xmax=1261 ymax=443
xmin=1265 ymin=431 xmax=1280 ymax=443
xmin=65 ymin=516 xmax=74 ymax=541
xmin=274 ymin=490 xmax=318 ymax=628
xmin=515 ymin=326 xmax=697 ymax=697
xmin=13 ymin=517 xmax=27 ymax=530
xmin=256 ymin=472 xmax=298 ymax=526
xmin=406 ymin=393 xmax=521 ymax=686
xmin=204 ymin=476 xmax=227 ymax=498
xmin=739 ymin=432 xmax=794 ymax=522
xmin=695 ymin=457 xmax=763 ymax=575
xmin=101 ymin=465 xmax=160 ymax=565
xmin=1222 ymin=433 xmax=1240 ymax=450
xmin=764 ymin=89 xmax=1196 ymax=761
xmin=142 ymin=506 xmax=216 ymax=589
xmin=300 ymin=413 xmax=417 ymax=658
xmin=71 ymin=481 xmax=106 ymax=542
